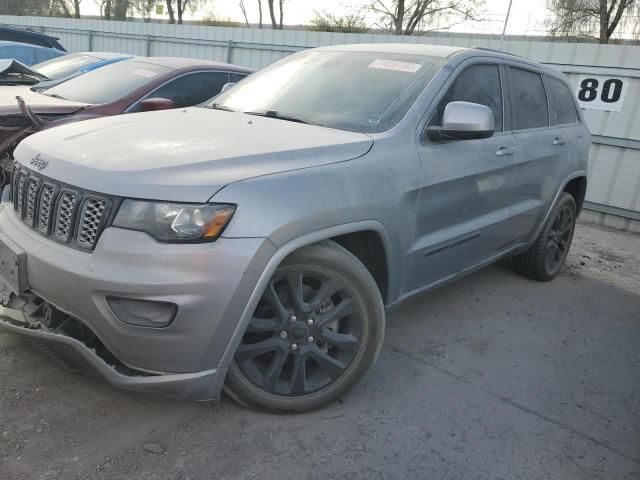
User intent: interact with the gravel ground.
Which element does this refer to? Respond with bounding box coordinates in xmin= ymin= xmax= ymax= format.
xmin=1 ymin=220 xmax=639 ymax=480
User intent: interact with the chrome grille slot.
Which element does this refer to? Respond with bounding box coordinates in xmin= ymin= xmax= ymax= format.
xmin=9 ymin=165 xmax=114 ymax=251
xmin=53 ymin=191 xmax=78 ymax=241
xmin=15 ymin=170 xmax=27 ymax=218
xmin=24 ymin=177 xmax=41 ymax=226
xmin=77 ymin=198 xmax=106 ymax=249
xmin=37 ymin=184 xmax=56 ymax=234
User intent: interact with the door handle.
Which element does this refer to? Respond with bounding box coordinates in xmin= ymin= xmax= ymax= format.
xmin=552 ymin=138 xmax=565 ymax=145
xmin=495 ymin=146 xmax=515 ymax=156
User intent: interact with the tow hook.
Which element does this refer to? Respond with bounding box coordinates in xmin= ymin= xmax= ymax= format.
xmin=42 ymin=302 xmax=64 ymax=329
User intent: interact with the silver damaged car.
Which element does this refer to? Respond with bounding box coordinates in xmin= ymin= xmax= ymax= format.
xmin=0 ymin=44 xmax=590 ymax=412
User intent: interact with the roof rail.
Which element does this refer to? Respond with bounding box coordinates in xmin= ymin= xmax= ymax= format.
xmin=473 ymin=47 xmax=527 ymax=59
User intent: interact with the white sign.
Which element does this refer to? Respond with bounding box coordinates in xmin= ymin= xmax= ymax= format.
xmin=575 ymin=75 xmax=628 ymax=112
xmin=368 ymin=59 xmax=422 ymax=73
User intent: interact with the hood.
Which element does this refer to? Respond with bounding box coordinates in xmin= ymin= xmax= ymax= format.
xmin=0 ymin=86 xmax=88 ymax=115
xmin=15 ymin=107 xmax=374 ymax=202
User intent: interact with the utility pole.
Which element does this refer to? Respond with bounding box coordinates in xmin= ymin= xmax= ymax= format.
xmin=500 ymin=0 xmax=513 ymax=49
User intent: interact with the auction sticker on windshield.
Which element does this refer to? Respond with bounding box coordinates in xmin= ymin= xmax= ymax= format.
xmin=368 ymin=59 xmax=422 ymax=73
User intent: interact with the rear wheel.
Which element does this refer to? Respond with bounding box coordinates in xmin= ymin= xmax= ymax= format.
xmin=224 ymin=241 xmax=385 ymax=413
xmin=512 ymin=192 xmax=577 ymax=281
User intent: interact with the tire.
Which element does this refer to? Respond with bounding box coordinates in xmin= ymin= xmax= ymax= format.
xmin=512 ymin=192 xmax=577 ymax=281
xmin=224 ymin=240 xmax=385 ymax=413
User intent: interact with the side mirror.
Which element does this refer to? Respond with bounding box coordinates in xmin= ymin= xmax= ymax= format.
xmin=220 ymin=82 xmax=236 ymax=93
xmin=140 ymin=97 xmax=176 ymax=112
xmin=426 ymin=101 xmax=495 ymax=142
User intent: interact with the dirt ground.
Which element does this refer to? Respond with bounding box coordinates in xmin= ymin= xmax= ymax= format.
xmin=1 ymin=220 xmax=639 ymax=480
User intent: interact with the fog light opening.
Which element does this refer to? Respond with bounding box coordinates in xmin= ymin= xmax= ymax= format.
xmin=107 ymin=296 xmax=177 ymax=328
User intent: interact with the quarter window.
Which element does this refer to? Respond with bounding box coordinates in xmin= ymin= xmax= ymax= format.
xmin=430 ymin=64 xmax=503 ymax=132
xmin=546 ymin=76 xmax=578 ymax=125
xmin=509 ymin=68 xmax=549 ymax=130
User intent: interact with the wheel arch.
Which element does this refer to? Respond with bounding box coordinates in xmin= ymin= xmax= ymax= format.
xmin=217 ymin=220 xmax=394 ymax=372
xmin=563 ymin=175 xmax=587 ymax=214
xmin=529 ymin=170 xmax=587 ymax=246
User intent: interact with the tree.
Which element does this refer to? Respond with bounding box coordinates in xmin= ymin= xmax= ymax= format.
xmin=239 ymin=0 xmax=250 ymax=27
xmin=57 ymin=0 xmax=82 ymax=18
xmin=309 ymin=11 xmax=369 ymax=33
xmin=267 ymin=0 xmax=284 ymax=29
xmin=0 ymin=0 xmax=78 ymax=16
xmin=165 ymin=0 xmax=207 ymax=24
xmin=546 ymin=0 xmax=638 ymax=43
xmin=368 ymin=0 xmax=481 ymax=35
xmin=112 ymin=0 xmax=129 ymax=19
xmin=257 ymin=0 xmax=263 ymax=28
xmin=130 ymin=0 xmax=155 ymax=21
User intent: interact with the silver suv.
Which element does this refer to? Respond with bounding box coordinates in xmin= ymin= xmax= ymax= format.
xmin=0 ymin=44 xmax=590 ymax=412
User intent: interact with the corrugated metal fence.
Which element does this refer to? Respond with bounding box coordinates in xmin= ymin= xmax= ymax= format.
xmin=1 ymin=15 xmax=639 ymax=230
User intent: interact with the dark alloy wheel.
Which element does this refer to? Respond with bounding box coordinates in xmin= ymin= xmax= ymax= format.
xmin=512 ymin=192 xmax=577 ymax=281
xmin=224 ymin=241 xmax=385 ymax=412
xmin=544 ymin=202 xmax=574 ymax=273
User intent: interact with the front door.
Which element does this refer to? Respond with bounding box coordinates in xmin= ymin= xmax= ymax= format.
xmin=407 ymin=62 xmax=519 ymax=292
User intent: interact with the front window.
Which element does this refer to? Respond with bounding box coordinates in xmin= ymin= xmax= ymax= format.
xmin=33 ymin=53 xmax=101 ymax=80
xmin=44 ymin=60 xmax=171 ymax=104
xmin=209 ymin=50 xmax=445 ymax=133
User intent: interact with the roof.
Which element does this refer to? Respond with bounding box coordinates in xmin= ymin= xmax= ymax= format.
xmin=0 ymin=25 xmax=65 ymax=51
xmin=313 ymin=43 xmax=468 ymax=58
xmin=133 ymin=56 xmax=254 ymax=73
xmin=77 ymin=51 xmax=133 ymax=61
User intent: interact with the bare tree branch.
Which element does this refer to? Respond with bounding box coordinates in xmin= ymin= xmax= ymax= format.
xmin=368 ymin=0 xmax=483 ymax=35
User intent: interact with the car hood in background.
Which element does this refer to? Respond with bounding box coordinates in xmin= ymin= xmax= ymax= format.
xmin=0 ymin=86 xmax=88 ymax=115
xmin=15 ymin=107 xmax=374 ymax=202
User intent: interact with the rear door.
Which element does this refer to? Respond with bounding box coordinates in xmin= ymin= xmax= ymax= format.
xmin=505 ymin=65 xmax=571 ymax=240
xmin=408 ymin=61 xmax=519 ymax=291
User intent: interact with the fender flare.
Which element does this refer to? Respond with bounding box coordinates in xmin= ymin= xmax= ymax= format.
xmin=216 ymin=220 xmax=394 ymax=372
xmin=529 ymin=170 xmax=587 ymax=245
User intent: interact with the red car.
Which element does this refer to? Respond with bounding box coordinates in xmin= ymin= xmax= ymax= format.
xmin=0 ymin=56 xmax=252 ymax=198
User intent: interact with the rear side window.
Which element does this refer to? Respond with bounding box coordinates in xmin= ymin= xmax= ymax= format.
xmin=130 ymin=71 xmax=231 ymax=112
xmin=509 ymin=68 xmax=549 ymax=130
xmin=546 ymin=76 xmax=578 ymax=125
xmin=431 ymin=64 xmax=503 ymax=131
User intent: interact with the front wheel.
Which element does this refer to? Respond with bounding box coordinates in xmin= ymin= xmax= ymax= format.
xmin=224 ymin=240 xmax=385 ymax=413
xmin=512 ymin=192 xmax=577 ymax=281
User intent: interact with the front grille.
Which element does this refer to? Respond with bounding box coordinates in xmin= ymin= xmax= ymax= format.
xmin=77 ymin=198 xmax=106 ymax=248
xmin=53 ymin=191 xmax=78 ymax=241
xmin=11 ymin=165 xmax=114 ymax=251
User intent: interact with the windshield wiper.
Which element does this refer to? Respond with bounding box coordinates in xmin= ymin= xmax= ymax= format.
xmin=206 ymin=103 xmax=237 ymax=112
xmin=244 ymin=110 xmax=319 ymax=126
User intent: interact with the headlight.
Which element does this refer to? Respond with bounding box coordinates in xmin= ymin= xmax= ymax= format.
xmin=113 ymin=200 xmax=236 ymax=242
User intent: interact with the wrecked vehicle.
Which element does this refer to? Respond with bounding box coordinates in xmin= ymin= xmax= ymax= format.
xmin=0 ymin=52 xmax=133 ymax=89
xmin=0 ymin=26 xmax=66 ymax=51
xmin=0 ymin=45 xmax=589 ymax=412
xmin=0 ymin=56 xmax=252 ymax=200
xmin=0 ymin=40 xmax=64 ymax=66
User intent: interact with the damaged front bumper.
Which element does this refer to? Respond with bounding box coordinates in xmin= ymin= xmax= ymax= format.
xmin=0 ymin=297 xmax=223 ymax=401
xmin=0 ymin=205 xmax=275 ymax=401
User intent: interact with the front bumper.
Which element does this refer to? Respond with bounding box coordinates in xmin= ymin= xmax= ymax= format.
xmin=0 ymin=309 xmax=222 ymax=400
xmin=0 ymin=206 xmax=274 ymax=400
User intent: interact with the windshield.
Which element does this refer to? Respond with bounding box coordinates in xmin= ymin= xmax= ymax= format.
xmin=33 ymin=53 xmax=101 ymax=80
xmin=209 ymin=50 xmax=445 ymax=133
xmin=44 ymin=60 xmax=171 ymax=104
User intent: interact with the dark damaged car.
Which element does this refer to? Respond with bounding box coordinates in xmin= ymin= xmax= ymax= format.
xmin=0 ymin=56 xmax=252 ymax=200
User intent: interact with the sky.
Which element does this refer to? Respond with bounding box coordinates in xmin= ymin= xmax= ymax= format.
xmin=212 ymin=0 xmax=548 ymax=35
xmin=81 ymin=0 xmax=551 ymax=36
